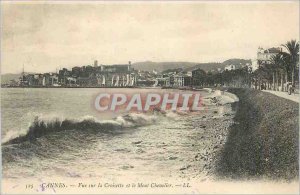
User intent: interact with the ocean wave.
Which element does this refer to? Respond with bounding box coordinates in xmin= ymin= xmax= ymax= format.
xmin=202 ymin=90 xmax=239 ymax=106
xmin=2 ymin=112 xmax=163 ymax=146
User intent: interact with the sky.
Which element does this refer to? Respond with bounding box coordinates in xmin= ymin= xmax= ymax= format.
xmin=1 ymin=1 xmax=299 ymax=74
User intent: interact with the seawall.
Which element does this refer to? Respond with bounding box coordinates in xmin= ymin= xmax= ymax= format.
xmin=216 ymin=88 xmax=299 ymax=180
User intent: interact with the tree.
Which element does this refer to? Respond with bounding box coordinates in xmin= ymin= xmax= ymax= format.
xmin=278 ymin=52 xmax=291 ymax=91
xmin=282 ymin=40 xmax=299 ymax=85
xmin=192 ymin=69 xmax=206 ymax=86
xmin=270 ymin=54 xmax=284 ymax=90
xmin=254 ymin=64 xmax=272 ymax=90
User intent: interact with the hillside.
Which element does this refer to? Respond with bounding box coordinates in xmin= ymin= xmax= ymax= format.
xmin=1 ymin=73 xmax=21 ymax=84
xmin=184 ymin=63 xmax=223 ymax=72
xmin=132 ymin=59 xmax=251 ymax=72
xmin=222 ymin=59 xmax=251 ymax=69
xmin=131 ymin=61 xmax=199 ymax=72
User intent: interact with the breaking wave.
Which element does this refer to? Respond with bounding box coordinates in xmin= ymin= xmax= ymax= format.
xmin=2 ymin=112 xmax=163 ymax=146
xmin=202 ymin=90 xmax=239 ymax=106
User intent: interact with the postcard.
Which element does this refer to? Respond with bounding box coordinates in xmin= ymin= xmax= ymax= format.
xmin=1 ymin=1 xmax=299 ymax=194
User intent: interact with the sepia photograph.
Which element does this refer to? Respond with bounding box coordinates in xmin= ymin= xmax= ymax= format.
xmin=1 ymin=1 xmax=299 ymax=194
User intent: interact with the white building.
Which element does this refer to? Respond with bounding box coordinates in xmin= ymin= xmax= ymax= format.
xmin=251 ymin=59 xmax=259 ymax=71
xmin=186 ymin=71 xmax=192 ymax=77
xmin=224 ymin=64 xmax=236 ymax=71
xmin=173 ymin=73 xmax=192 ymax=87
xmin=152 ymin=69 xmax=158 ymax=75
xmin=257 ymin=47 xmax=282 ymax=64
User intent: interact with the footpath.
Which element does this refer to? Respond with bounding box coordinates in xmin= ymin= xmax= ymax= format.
xmin=264 ymin=90 xmax=299 ymax=103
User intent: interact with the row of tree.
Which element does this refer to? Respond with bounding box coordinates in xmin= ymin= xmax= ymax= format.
xmin=192 ymin=39 xmax=299 ymax=91
xmin=193 ymin=67 xmax=251 ymax=88
xmin=253 ymin=40 xmax=299 ymax=91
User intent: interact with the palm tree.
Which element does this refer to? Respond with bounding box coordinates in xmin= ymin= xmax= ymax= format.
xmin=279 ymin=52 xmax=291 ymax=91
xmin=270 ymin=53 xmax=289 ymax=91
xmin=254 ymin=65 xmax=270 ymax=90
xmin=282 ymin=40 xmax=299 ymax=85
xmin=270 ymin=54 xmax=280 ymax=90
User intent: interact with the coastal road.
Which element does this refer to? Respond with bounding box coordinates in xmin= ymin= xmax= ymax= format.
xmin=264 ymin=90 xmax=299 ymax=103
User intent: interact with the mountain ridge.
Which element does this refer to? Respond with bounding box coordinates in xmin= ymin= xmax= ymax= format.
xmin=132 ymin=58 xmax=251 ymax=72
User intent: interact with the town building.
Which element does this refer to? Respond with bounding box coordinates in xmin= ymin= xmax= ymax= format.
xmin=173 ymin=73 xmax=192 ymax=87
xmin=94 ymin=60 xmax=98 ymax=67
xmin=186 ymin=71 xmax=193 ymax=77
xmin=18 ymin=60 xmax=137 ymax=87
xmin=224 ymin=64 xmax=236 ymax=71
xmin=257 ymin=47 xmax=282 ymax=65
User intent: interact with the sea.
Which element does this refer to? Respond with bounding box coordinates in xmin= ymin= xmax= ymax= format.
xmin=1 ymin=88 xmax=233 ymax=183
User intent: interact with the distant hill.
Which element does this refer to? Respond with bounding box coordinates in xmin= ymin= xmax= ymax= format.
xmin=1 ymin=73 xmax=21 ymax=84
xmin=162 ymin=68 xmax=184 ymax=74
xmin=131 ymin=61 xmax=199 ymax=72
xmin=184 ymin=62 xmax=223 ymax=72
xmin=132 ymin=59 xmax=251 ymax=72
xmin=222 ymin=59 xmax=251 ymax=69
xmin=1 ymin=72 xmax=40 ymax=84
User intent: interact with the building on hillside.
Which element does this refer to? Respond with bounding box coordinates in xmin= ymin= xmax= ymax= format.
xmin=17 ymin=60 xmax=137 ymax=87
xmin=94 ymin=60 xmax=98 ymax=67
xmin=49 ymin=73 xmax=59 ymax=85
xmin=161 ymin=74 xmax=172 ymax=87
xmin=186 ymin=71 xmax=192 ymax=77
xmin=26 ymin=74 xmax=35 ymax=86
xmin=224 ymin=64 xmax=236 ymax=71
xmin=19 ymin=73 xmax=28 ymax=86
xmin=72 ymin=66 xmax=81 ymax=77
xmin=99 ymin=64 xmax=132 ymax=73
xmin=257 ymin=47 xmax=282 ymax=65
xmin=173 ymin=73 xmax=192 ymax=87
xmin=152 ymin=69 xmax=158 ymax=75
xmin=42 ymin=73 xmax=51 ymax=86
xmin=60 ymin=61 xmax=136 ymax=87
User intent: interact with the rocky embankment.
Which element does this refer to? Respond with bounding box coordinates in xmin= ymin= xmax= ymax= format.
xmin=176 ymin=92 xmax=237 ymax=180
xmin=216 ymin=88 xmax=299 ymax=181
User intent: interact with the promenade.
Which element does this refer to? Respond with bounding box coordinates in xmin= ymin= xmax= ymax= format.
xmin=264 ymin=90 xmax=299 ymax=103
